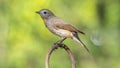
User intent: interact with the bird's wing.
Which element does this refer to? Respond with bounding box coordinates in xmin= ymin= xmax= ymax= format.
xmin=53 ymin=19 xmax=85 ymax=34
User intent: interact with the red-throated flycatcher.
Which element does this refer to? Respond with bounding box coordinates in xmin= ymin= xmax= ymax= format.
xmin=36 ymin=9 xmax=89 ymax=53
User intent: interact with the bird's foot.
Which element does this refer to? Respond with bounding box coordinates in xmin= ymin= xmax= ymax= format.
xmin=53 ymin=42 xmax=60 ymax=49
xmin=53 ymin=42 xmax=63 ymax=49
xmin=53 ymin=42 xmax=69 ymax=50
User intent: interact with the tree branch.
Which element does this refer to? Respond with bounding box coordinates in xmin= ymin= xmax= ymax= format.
xmin=45 ymin=43 xmax=76 ymax=68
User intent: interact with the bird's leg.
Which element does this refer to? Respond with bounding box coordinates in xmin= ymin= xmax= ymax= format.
xmin=53 ymin=38 xmax=66 ymax=49
xmin=59 ymin=37 xmax=66 ymax=43
xmin=55 ymin=38 xmax=66 ymax=44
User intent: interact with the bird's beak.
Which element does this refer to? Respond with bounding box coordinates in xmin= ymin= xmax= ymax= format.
xmin=35 ymin=11 xmax=39 ymax=14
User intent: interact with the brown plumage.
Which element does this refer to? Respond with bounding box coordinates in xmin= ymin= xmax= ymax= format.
xmin=55 ymin=23 xmax=85 ymax=34
xmin=36 ymin=9 xmax=89 ymax=53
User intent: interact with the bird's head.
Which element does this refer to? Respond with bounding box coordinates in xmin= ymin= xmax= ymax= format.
xmin=36 ymin=9 xmax=55 ymax=20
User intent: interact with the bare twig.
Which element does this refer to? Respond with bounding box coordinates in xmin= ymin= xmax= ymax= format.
xmin=45 ymin=43 xmax=76 ymax=68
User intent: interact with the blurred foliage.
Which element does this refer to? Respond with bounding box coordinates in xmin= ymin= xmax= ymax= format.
xmin=0 ymin=0 xmax=120 ymax=68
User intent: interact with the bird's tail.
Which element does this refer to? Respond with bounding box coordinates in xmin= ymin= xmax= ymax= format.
xmin=72 ymin=32 xmax=90 ymax=53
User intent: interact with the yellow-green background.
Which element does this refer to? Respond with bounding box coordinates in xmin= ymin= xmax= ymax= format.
xmin=0 ymin=0 xmax=120 ymax=68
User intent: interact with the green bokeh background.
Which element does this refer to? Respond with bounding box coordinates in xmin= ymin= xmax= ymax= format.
xmin=0 ymin=0 xmax=120 ymax=68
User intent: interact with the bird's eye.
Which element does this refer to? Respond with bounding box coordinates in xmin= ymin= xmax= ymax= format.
xmin=44 ymin=11 xmax=47 ymax=14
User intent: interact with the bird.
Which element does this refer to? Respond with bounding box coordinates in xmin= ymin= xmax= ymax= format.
xmin=36 ymin=9 xmax=90 ymax=53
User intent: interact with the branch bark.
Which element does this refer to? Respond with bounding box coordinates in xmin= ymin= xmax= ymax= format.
xmin=45 ymin=43 xmax=76 ymax=68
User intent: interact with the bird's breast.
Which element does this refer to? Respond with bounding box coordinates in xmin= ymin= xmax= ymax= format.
xmin=57 ymin=29 xmax=73 ymax=38
xmin=49 ymin=28 xmax=73 ymax=38
xmin=46 ymin=17 xmax=73 ymax=38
